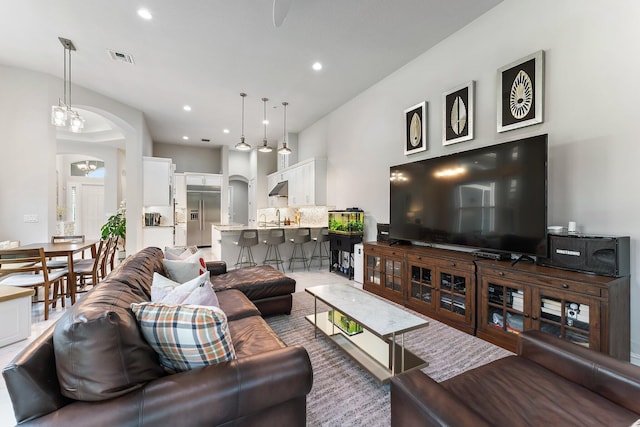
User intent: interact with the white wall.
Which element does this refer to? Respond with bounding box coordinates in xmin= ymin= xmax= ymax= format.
xmin=0 ymin=66 xmax=57 ymax=244
xmin=0 ymin=64 xmax=151 ymax=255
xmin=299 ymin=0 xmax=640 ymax=360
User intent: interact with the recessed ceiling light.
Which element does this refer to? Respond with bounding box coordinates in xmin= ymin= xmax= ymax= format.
xmin=137 ymin=8 xmax=152 ymax=20
xmin=182 ymin=136 xmax=189 ymax=140
xmin=312 ymin=62 xmax=323 ymax=71
xmin=223 ymin=129 xmax=230 ymax=134
xmin=183 ymin=105 xmax=192 ymax=111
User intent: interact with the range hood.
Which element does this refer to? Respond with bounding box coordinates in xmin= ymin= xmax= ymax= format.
xmin=269 ymin=181 xmax=288 ymax=197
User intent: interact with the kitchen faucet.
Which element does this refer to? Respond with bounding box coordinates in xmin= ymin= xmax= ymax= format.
xmin=276 ymin=209 xmax=281 ymax=227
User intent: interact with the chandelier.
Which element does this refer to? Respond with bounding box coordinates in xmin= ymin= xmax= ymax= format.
xmin=51 ymin=37 xmax=84 ymax=133
xmin=77 ymin=160 xmax=97 ymax=175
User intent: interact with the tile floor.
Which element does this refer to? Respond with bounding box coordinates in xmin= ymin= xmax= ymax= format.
xmin=0 ymin=264 xmax=355 ymax=426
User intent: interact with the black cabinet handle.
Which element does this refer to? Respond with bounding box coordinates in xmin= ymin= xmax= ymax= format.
xmin=524 ymin=314 xmax=530 ymax=318
xmin=532 ymin=316 xmax=538 ymax=320
xmin=499 ymin=272 xmax=505 ymax=277
xmin=562 ymin=283 xmax=569 ymax=289
xmin=451 ymin=262 xmax=456 ymax=267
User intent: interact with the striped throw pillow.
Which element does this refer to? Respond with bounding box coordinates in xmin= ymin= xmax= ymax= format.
xmin=131 ymin=302 xmax=235 ymax=373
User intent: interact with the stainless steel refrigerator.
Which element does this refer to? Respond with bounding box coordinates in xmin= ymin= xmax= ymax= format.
xmin=187 ymin=186 xmax=221 ymax=247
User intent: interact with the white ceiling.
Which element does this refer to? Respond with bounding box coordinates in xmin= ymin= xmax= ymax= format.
xmin=0 ymin=0 xmax=502 ymax=149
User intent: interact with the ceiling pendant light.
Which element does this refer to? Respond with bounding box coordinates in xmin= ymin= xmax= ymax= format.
xmin=235 ymin=92 xmax=251 ymax=151
xmin=51 ymin=37 xmax=84 ymax=132
xmin=258 ymin=97 xmax=273 ymax=153
xmin=278 ymin=101 xmax=292 ymax=155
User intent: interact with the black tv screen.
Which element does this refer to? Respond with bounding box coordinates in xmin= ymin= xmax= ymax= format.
xmin=389 ymin=134 xmax=548 ymax=256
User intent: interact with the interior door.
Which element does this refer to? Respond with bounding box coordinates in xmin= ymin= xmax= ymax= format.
xmin=79 ymin=184 xmax=104 ymax=239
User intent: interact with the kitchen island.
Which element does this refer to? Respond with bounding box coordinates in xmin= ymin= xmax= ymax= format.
xmin=212 ymin=224 xmax=327 ymax=270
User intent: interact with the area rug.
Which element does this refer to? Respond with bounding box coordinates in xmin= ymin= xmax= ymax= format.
xmin=265 ymin=290 xmax=513 ymax=427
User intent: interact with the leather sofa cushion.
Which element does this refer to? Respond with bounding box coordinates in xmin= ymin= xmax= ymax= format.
xmin=54 ymin=274 xmax=165 ymax=401
xmin=210 ymin=265 xmax=296 ymax=300
xmin=228 ymin=316 xmax=286 ymax=359
xmin=442 ymin=356 xmax=639 ymax=426
xmin=217 ymin=289 xmax=261 ymax=321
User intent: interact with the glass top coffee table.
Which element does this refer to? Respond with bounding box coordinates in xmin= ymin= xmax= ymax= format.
xmin=305 ymin=284 xmax=429 ymax=383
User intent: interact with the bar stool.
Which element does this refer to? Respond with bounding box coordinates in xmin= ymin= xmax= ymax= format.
xmin=310 ymin=227 xmax=330 ymax=270
xmin=234 ymin=229 xmax=258 ymax=268
xmin=262 ymin=228 xmax=286 ymax=272
xmin=288 ymin=227 xmax=311 ymax=272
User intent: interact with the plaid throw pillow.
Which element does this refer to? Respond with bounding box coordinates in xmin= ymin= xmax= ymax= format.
xmin=130 ymin=302 xmax=235 ymax=373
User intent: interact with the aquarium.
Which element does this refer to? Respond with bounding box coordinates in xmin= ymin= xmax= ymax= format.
xmin=328 ymin=209 xmax=364 ymax=235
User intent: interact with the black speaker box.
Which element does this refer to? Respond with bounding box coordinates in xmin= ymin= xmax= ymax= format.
xmin=544 ymin=234 xmax=630 ymax=277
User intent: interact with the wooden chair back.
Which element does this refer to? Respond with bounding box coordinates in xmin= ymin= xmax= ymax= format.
xmin=51 ymin=235 xmax=85 ymax=243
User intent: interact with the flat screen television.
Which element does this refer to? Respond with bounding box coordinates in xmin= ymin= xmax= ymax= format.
xmin=389 ymin=134 xmax=548 ymax=257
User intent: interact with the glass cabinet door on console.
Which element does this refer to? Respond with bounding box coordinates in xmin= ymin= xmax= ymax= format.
xmin=363 ymin=244 xmax=405 ymax=304
xmin=438 ymin=270 xmax=471 ymax=323
xmin=408 ymin=264 xmax=435 ymax=311
xmin=533 ymin=289 xmax=599 ymax=351
xmin=480 ymin=277 xmax=530 ymax=340
xmin=405 ymin=252 xmax=475 ymax=334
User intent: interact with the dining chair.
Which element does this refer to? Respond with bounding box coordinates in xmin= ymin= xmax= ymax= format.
xmin=72 ymin=239 xmax=109 ymax=294
xmin=107 ymin=236 xmax=119 ymax=274
xmin=0 ymin=248 xmax=67 ymax=320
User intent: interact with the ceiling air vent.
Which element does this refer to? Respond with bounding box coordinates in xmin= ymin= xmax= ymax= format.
xmin=107 ymin=49 xmax=135 ymax=64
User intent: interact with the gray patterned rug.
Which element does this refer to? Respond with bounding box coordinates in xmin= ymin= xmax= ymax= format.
xmin=266 ymin=290 xmax=513 ymax=427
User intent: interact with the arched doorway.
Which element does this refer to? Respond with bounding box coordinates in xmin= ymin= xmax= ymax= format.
xmin=228 ymin=175 xmax=248 ymax=225
xmin=56 ymin=107 xmax=126 ymax=240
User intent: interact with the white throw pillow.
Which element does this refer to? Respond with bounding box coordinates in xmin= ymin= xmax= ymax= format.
xmin=182 ymin=282 xmax=219 ymax=307
xmin=160 ymin=272 xmax=210 ymax=305
xmin=164 ymin=248 xmax=193 ymax=260
xmin=163 ymin=250 xmax=206 ymax=283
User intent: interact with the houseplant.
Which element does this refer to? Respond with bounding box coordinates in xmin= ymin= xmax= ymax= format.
xmin=101 ymin=200 xmax=126 ymax=256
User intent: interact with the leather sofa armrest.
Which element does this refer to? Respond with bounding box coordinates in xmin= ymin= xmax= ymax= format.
xmin=142 ymin=344 xmax=313 ymax=425
xmin=391 ymin=370 xmax=491 ymax=427
xmin=518 ymin=330 xmax=640 ymax=414
xmin=20 ymin=346 xmax=313 ymax=427
xmin=206 ymin=260 xmax=227 ymax=276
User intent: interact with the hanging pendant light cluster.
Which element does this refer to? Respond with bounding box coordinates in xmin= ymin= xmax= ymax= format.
xmin=51 ymin=37 xmax=84 ymax=133
xmin=234 ymin=92 xmax=292 ymax=155
xmin=278 ymin=101 xmax=292 ymax=155
xmin=258 ymin=97 xmax=273 ymax=153
xmin=235 ymin=92 xmax=251 ymax=151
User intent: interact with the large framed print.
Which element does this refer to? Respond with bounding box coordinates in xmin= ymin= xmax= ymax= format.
xmin=404 ymin=101 xmax=427 ymax=155
xmin=443 ymin=81 xmax=474 ymax=145
xmin=497 ymin=50 xmax=544 ymax=133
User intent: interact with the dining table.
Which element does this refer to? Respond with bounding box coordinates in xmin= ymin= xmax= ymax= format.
xmin=17 ymin=240 xmax=98 ymax=304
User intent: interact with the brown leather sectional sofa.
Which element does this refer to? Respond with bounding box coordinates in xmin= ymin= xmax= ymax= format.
xmin=3 ymin=247 xmax=313 ymax=426
xmin=391 ymin=330 xmax=640 ymax=426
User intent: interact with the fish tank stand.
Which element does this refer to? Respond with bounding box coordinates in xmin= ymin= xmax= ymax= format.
xmin=328 ymin=209 xmax=364 ymax=279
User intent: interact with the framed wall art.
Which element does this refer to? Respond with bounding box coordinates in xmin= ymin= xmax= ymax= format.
xmin=404 ymin=101 xmax=427 ymax=155
xmin=443 ymin=81 xmax=474 ymax=146
xmin=497 ymin=50 xmax=544 ymax=133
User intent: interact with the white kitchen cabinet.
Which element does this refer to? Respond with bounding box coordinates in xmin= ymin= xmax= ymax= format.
xmin=142 ymin=226 xmax=174 ymax=248
xmin=266 ymin=158 xmax=326 ymax=207
xmin=143 ymin=157 xmax=173 ymax=206
xmin=174 ymin=174 xmax=186 ymax=207
xmin=185 ymin=173 xmax=222 ymax=187
xmin=174 ymin=223 xmax=187 ymax=246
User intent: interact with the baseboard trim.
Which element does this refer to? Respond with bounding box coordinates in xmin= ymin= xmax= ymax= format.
xmin=631 ymin=352 xmax=640 ymax=366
